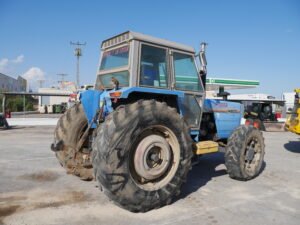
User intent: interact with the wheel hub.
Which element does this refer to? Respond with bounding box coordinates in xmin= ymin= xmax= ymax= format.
xmin=245 ymin=146 xmax=255 ymax=161
xmin=134 ymin=135 xmax=171 ymax=181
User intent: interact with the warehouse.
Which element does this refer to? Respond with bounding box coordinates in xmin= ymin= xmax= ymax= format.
xmin=0 ymin=73 xmax=27 ymax=92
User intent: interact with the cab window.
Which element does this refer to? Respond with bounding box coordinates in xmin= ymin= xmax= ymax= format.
xmin=139 ymin=44 xmax=168 ymax=88
xmin=173 ymin=52 xmax=202 ymax=92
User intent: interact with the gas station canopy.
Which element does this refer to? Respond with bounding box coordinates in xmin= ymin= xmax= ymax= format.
xmin=206 ymin=78 xmax=259 ymax=91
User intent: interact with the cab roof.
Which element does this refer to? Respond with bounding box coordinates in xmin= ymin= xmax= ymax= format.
xmin=101 ymin=31 xmax=195 ymax=53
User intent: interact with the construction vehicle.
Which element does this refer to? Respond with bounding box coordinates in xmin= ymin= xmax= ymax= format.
xmin=243 ymin=100 xmax=285 ymax=131
xmin=285 ymin=88 xmax=300 ymax=135
xmin=227 ymin=94 xmax=285 ymax=131
xmin=51 ymin=31 xmax=265 ymax=212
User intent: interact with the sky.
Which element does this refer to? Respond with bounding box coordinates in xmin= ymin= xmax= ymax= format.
xmin=0 ymin=0 xmax=299 ymax=97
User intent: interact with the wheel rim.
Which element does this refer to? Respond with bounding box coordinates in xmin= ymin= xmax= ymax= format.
xmin=244 ymin=136 xmax=262 ymax=175
xmin=131 ymin=125 xmax=180 ymax=191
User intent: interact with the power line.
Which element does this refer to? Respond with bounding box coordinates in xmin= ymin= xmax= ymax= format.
xmin=70 ymin=41 xmax=86 ymax=88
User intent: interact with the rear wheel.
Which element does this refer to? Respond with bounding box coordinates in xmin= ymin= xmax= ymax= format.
xmin=224 ymin=125 xmax=265 ymax=180
xmin=51 ymin=104 xmax=93 ymax=180
xmin=92 ymin=100 xmax=193 ymax=212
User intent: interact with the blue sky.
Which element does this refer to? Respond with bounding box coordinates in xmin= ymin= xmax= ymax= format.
xmin=0 ymin=0 xmax=299 ymax=97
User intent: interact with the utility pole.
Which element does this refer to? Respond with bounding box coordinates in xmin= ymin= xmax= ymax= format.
xmin=70 ymin=41 xmax=86 ymax=89
xmin=57 ymin=73 xmax=68 ymax=89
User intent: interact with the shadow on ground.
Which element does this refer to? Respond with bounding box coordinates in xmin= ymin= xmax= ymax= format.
xmin=0 ymin=126 xmax=36 ymax=131
xmin=176 ymin=152 xmax=227 ymax=200
xmin=175 ymin=151 xmax=267 ymax=203
xmin=284 ymin=140 xmax=300 ymax=153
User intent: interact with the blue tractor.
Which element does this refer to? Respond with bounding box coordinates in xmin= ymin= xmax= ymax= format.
xmin=51 ymin=31 xmax=265 ymax=212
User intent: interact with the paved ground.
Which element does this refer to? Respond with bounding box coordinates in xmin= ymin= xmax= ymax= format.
xmin=6 ymin=118 xmax=59 ymax=126
xmin=0 ymin=126 xmax=299 ymax=225
xmin=12 ymin=113 xmax=62 ymax=118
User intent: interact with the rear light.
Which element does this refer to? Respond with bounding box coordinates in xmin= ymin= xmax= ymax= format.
xmin=253 ymin=121 xmax=260 ymax=128
xmin=109 ymin=91 xmax=122 ymax=98
xmin=275 ymin=112 xmax=281 ymax=119
xmin=245 ymin=120 xmax=252 ymax=126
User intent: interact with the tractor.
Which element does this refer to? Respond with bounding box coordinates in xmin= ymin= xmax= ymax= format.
xmin=51 ymin=31 xmax=265 ymax=212
xmin=285 ymin=88 xmax=300 ymax=135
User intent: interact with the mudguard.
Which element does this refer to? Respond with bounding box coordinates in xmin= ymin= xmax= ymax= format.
xmin=80 ymin=90 xmax=104 ymax=128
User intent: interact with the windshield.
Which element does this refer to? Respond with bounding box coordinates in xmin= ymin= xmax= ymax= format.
xmin=96 ymin=45 xmax=130 ymax=89
xmin=100 ymin=46 xmax=129 ymax=71
xmin=96 ymin=71 xmax=129 ymax=89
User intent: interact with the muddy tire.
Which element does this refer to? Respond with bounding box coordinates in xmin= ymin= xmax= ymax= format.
xmin=52 ymin=104 xmax=93 ymax=180
xmin=92 ymin=100 xmax=193 ymax=212
xmin=224 ymin=125 xmax=265 ymax=180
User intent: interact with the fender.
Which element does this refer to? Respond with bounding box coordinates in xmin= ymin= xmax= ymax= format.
xmin=80 ymin=90 xmax=104 ymax=128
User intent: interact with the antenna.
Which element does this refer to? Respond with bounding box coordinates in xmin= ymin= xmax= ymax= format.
xmin=70 ymin=41 xmax=86 ymax=88
xmin=57 ymin=73 xmax=68 ymax=89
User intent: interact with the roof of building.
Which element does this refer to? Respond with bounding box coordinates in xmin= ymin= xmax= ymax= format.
xmin=228 ymin=93 xmax=285 ymax=104
xmin=0 ymin=73 xmax=26 ymax=82
xmin=101 ymin=31 xmax=195 ymax=53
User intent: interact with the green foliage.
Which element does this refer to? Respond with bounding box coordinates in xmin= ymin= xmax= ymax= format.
xmin=1 ymin=95 xmax=37 ymax=112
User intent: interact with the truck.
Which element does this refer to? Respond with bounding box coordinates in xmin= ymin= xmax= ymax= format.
xmin=51 ymin=31 xmax=265 ymax=212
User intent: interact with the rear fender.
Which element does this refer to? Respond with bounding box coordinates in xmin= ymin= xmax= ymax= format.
xmin=79 ymin=90 xmax=109 ymax=128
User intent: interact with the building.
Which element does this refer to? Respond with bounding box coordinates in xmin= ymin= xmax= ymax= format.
xmin=38 ymin=87 xmax=72 ymax=113
xmin=0 ymin=73 xmax=27 ymax=92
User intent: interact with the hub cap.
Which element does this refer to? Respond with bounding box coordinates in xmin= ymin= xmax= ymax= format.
xmin=244 ymin=137 xmax=262 ymax=175
xmin=131 ymin=125 xmax=180 ymax=191
xmin=134 ymin=135 xmax=171 ymax=180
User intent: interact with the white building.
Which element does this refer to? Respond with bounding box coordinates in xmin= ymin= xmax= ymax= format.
xmin=38 ymin=88 xmax=72 ymax=113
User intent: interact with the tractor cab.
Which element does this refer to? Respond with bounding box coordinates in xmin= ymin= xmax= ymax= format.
xmin=93 ymin=31 xmax=206 ymax=130
xmin=95 ymin=31 xmax=204 ymax=92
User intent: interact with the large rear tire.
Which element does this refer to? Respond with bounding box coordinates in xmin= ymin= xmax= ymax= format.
xmin=224 ymin=125 xmax=265 ymax=180
xmin=92 ymin=100 xmax=193 ymax=212
xmin=52 ymin=104 xmax=93 ymax=180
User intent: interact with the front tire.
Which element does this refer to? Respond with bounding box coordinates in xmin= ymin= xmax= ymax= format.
xmin=92 ymin=100 xmax=192 ymax=212
xmin=224 ymin=125 xmax=265 ymax=180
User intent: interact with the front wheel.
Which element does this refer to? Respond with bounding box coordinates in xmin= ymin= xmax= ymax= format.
xmin=224 ymin=125 xmax=265 ymax=180
xmin=92 ymin=100 xmax=193 ymax=212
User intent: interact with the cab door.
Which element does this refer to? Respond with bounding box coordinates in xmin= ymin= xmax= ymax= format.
xmin=138 ymin=43 xmax=170 ymax=89
xmin=171 ymin=50 xmax=205 ymax=130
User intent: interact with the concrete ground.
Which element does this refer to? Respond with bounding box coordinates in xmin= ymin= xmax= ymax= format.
xmin=0 ymin=126 xmax=299 ymax=225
